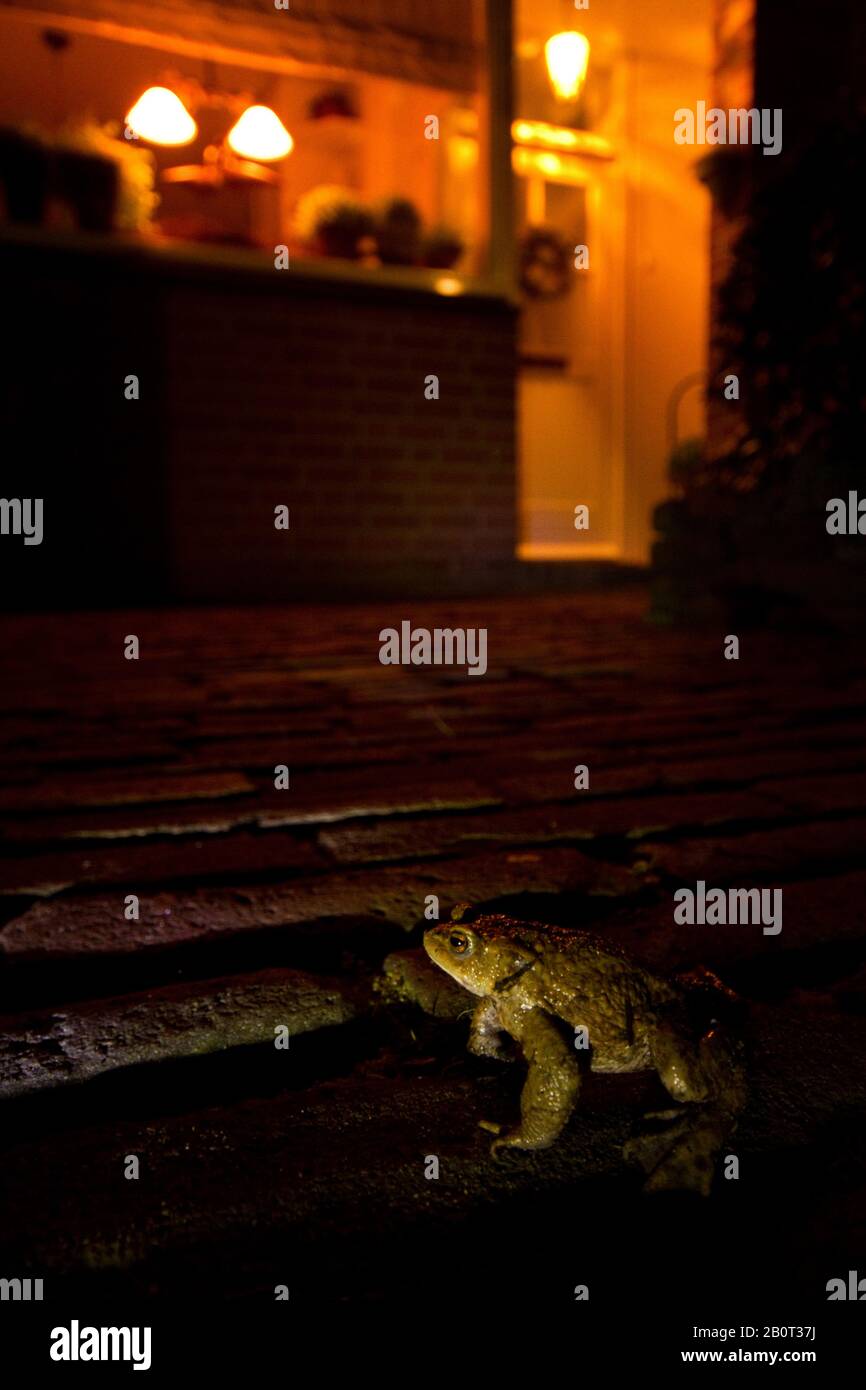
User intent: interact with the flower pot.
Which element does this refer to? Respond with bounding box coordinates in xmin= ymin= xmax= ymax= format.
xmin=54 ymin=149 xmax=118 ymax=232
xmin=315 ymin=226 xmax=364 ymax=259
xmin=422 ymin=233 xmax=464 ymax=270
xmin=375 ymin=199 xmax=422 ymax=266
xmin=377 ymin=226 xmax=420 ymax=265
xmin=0 ymin=129 xmax=49 ymax=225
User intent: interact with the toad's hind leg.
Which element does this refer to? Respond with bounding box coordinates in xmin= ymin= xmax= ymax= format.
xmin=651 ymin=1018 xmax=747 ymax=1113
xmin=490 ymin=1012 xmax=581 ymax=1155
xmin=625 ymin=1019 xmax=747 ymax=1195
xmin=650 ymin=1018 xmax=713 ymax=1104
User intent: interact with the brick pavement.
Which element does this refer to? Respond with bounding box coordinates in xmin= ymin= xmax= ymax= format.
xmin=1 ymin=587 xmax=865 ymax=1303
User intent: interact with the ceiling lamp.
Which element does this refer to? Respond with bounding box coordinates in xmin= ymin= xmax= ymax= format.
xmin=544 ymin=32 xmax=590 ymax=102
xmin=226 ymin=105 xmax=293 ymax=162
xmin=125 ymin=86 xmax=197 ymax=146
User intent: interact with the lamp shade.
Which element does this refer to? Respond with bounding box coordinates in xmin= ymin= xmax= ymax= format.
xmin=544 ymin=32 xmax=590 ymax=102
xmin=227 ymin=106 xmax=293 ymax=162
xmin=125 ymin=86 xmax=197 ymax=146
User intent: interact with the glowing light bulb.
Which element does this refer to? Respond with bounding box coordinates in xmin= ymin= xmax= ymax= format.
xmin=227 ymin=106 xmax=293 ymax=162
xmin=125 ymin=86 xmax=197 ymax=146
xmin=434 ymin=276 xmax=463 ymax=296
xmin=544 ymin=32 xmax=590 ymax=102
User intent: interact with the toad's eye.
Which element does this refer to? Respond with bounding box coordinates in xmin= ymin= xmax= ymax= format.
xmin=448 ymin=931 xmax=472 ymax=955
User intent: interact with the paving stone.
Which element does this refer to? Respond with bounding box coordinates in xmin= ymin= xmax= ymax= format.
xmin=0 ymin=769 xmax=255 ymax=813
xmin=0 ymin=1001 xmax=862 ymax=1304
xmin=654 ymin=744 xmax=866 ymax=789
xmin=640 ymin=819 xmax=866 ymax=883
xmin=0 ymin=832 xmax=324 ymax=897
xmin=1 ymin=591 xmax=865 ymax=1301
xmin=377 ymin=948 xmax=471 ymax=1020
xmin=765 ymin=771 xmax=866 ymax=817
xmin=0 ymin=968 xmax=364 ymax=1098
xmin=0 ymin=774 xmax=501 ymax=843
xmin=256 ymin=776 xmax=500 ymax=828
xmin=0 ymin=848 xmax=633 ymax=960
xmin=600 ymin=871 xmax=866 ymax=979
xmin=318 ymin=785 xmax=791 ymax=864
xmin=1 ymin=801 xmax=275 ymax=843
xmin=490 ymin=741 xmax=866 ymax=812
xmin=0 ymin=734 xmax=181 ymax=770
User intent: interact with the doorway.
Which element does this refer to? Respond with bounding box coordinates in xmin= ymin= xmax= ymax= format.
xmin=515 ymin=136 xmax=625 ymax=559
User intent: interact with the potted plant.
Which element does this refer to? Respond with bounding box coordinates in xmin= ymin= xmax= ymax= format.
xmin=374 ymin=196 xmax=422 ymax=265
xmin=54 ymin=127 xmax=118 ymax=233
xmin=667 ymin=436 xmax=705 ymax=496
xmin=54 ymin=121 xmax=157 ymax=233
xmin=102 ymin=127 xmax=158 ymax=232
xmin=294 ymin=184 xmax=373 ymax=260
xmin=0 ymin=125 xmax=50 ymax=225
xmin=421 ymin=224 xmax=464 ymax=270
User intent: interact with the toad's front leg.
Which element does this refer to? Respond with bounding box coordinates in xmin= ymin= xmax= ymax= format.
xmin=468 ymin=997 xmax=512 ymax=1060
xmin=490 ymin=1010 xmax=581 ymax=1155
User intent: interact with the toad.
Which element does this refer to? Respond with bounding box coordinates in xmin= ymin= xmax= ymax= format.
xmin=424 ymin=905 xmax=747 ymax=1195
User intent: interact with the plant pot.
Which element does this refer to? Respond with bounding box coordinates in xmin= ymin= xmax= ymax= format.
xmin=422 ymin=227 xmax=464 ymax=268
xmin=423 ymin=240 xmax=463 ymax=270
xmin=377 ymin=228 xmax=420 ymax=265
xmin=54 ymin=149 xmax=118 ymax=232
xmin=0 ymin=129 xmax=49 ymax=225
xmin=315 ymin=225 xmax=367 ymax=259
xmin=375 ymin=199 xmax=422 ymax=266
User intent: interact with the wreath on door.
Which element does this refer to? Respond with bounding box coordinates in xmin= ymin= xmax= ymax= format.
xmin=519 ymin=226 xmax=571 ymax=299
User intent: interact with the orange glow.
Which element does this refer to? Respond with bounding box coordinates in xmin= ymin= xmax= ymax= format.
xmin=447 ymin=134 xmax=478 ymax=173
xmin=226 ymin=106 xmax=293 ymax=162
xmin=434 ymin=276 xmax=464 ymax=297
xmin=512 ymin=147 xmax=591 ymax=184
xmin=544 ymin=32 xmax=590 ymax=102
xmin=125 ymin=86 xmax=197 ymax=146
xmin=512 ymin=120 xmax=613 ymax=161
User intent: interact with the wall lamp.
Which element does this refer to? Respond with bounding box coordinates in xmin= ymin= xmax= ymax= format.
xmin=544 ymin=32 xmax=590 ymax=102
xmin=125 ymin=85 xmax=293 ymax=163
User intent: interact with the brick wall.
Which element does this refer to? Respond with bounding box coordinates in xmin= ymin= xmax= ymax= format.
xmin=0 ymin=236 xmax=516 ymax=607
xmin=163 ymin=265 xmax=516 ymax=600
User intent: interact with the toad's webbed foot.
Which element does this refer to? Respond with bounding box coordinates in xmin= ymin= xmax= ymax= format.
xmin=490 ymin=1122 xmax=560 ymax=1157
xmin=625 ymin=1106 xmax=733 ymax=1197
